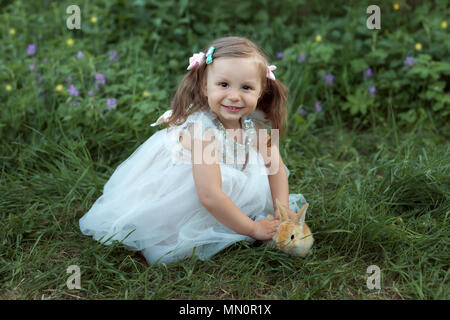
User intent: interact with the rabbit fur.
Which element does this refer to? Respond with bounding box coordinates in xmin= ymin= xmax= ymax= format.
xmin=266 ymin=199 xmax=314 ymax=257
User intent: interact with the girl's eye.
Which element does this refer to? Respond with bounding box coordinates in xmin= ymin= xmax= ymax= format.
xmin=218 ymin=83 xmax=252 ymax=90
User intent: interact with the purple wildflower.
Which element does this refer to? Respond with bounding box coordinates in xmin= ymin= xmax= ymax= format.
xmin=298 ymin=54 xmax=306 ymax=63
xmin=77 ymin=51 xmax=84 ymax=59
xmin=324 ymin=74 xmax=334 ymax=85
xmin=106 ymin=98 xmax=117 ymax=110
xmin=405 ymin=56 xmax=415 ymax=66
xmin=88 ymin=91 xmax=94 ymax=96
xmin=43 ymin=57 xmax=48 ymax=63
xmin=314 ymin=102 xmax=322 ymax=112
xmin=107 ymin=98 xmax=117 ymax=105
xmin=69 ymin=84 xmax=79 ymax=96
xmin=277 ymin=52 xmax=284 ymax=59
xmin=67 ymin=76 xmax=72 ymax=83
xmin=109 ymin=51 xmax=118 ymax=62
xmin=95 ymin=73 xmax=106 ymax=85
xmin=364 ymin=68 xmax=373 ymax=79
xmin=27 ymin=44 xmax=36 ymax=55
xmin=297 ymin=108 xmax=306 ymax=116
xmin=369 ymin=86 xmax=376 ymax=97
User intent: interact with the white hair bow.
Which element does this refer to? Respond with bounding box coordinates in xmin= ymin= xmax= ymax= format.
xmin=267 ymin=65 xmax=277 ymax=80
xmin=187 ymin=52 xmax=205 ymax=70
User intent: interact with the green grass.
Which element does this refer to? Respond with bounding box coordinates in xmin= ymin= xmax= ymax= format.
xmin=1 ymin=115 xmax=448 ymax=300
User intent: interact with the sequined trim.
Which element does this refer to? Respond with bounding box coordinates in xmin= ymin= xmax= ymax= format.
xmin=213 ymin=117 xmax=256 ymax=171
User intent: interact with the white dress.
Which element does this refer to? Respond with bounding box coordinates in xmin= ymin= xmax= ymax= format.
xmin=79 ymin=107 xmax=306 ymax=264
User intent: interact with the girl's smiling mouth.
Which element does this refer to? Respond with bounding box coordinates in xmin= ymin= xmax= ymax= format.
xmin=222 ymin=105 xmax=243 ymax=112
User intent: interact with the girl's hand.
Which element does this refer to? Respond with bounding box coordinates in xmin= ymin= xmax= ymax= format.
xmin=250 ymin=219 xmax=280 ymax=241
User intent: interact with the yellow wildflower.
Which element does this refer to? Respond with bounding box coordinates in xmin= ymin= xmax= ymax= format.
xmin=56 ymin=84 xmax=63 ymax=92
xmin=9 ymin=28 xmax=16 ymax=35
xmin=6 ymin=84 xmax=12 ymax=91
xmin=315 ymin=35 xmax=322 ymax=42
xmin=415 ymin=42 xmax=422 ymax=51
xmin=66 ymin=38 xmax=74 ymax=46
xmin=91 ymin=16 xmax=97 ymax=24
xmin=142 ymin=90 xmax=150 ymax=97
xmin=441 ymin=21 xmax=448 ymax=29
xmin=393 ymin=3 xmax=400 ymax=10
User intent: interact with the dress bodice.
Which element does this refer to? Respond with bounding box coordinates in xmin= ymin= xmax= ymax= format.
xmin=167 ymin=108 xmax=263 ymax=172
xmin=211 ymin=114 xmax=257 ymax=171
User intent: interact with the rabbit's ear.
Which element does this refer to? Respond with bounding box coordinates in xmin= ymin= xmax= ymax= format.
xmin=275 ymin=199 xmax=289 ymax=222
xmin=295 ymin=203 xmax=309 ymax=225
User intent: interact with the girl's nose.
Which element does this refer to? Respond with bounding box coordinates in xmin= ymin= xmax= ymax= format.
xmin=228 ymin=89 xmax=240 ymax=101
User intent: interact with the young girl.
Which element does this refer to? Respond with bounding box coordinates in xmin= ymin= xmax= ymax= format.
xmin=79 ymin=36 xmax=306 ymax=265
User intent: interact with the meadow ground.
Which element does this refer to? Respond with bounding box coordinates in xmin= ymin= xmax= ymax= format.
xmin=1 ymin=115 xmax=448 ymax=300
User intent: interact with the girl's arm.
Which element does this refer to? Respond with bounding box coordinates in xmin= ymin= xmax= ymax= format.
xmin=267 ymin=148 xmax=298 ymax=220
xmin=267 ymin=144 xmax=290 ymax=212
xmin=199 ymin=189 xmax=279 ymax=240
xmin=255 ymin=123 xmax=297 ymax=220
xmin=192 ymin=149 xmax=254 ymax=236
xmin=180 ymin=129 xmax=279 ymax=240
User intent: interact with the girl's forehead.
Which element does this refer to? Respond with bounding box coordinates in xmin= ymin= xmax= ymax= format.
xmin=208 ymin=57 xmax=264 ymax=80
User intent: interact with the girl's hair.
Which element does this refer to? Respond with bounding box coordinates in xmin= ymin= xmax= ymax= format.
xmin=165 ymin=36 xmax=288 ymax=138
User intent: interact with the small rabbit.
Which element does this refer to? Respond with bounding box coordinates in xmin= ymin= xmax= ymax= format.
xmin=266 ymin=199 xmax=314 ymax=257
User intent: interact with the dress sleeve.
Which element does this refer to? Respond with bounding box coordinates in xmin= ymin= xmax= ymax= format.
xmin=180 ymin=111 xmax=218 ymax=139
xmin=165 ymin=111 xmax=222 ymax=165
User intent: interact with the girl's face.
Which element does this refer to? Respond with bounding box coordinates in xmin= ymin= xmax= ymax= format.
xmin=202 ymin=57 xmax=263 ymax=129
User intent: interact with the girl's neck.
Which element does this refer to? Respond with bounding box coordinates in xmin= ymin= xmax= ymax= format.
xmin=220 ymin=118 xmax=242 ymax=130
xmin=208 ymin=109 xmax=243 ymax=130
